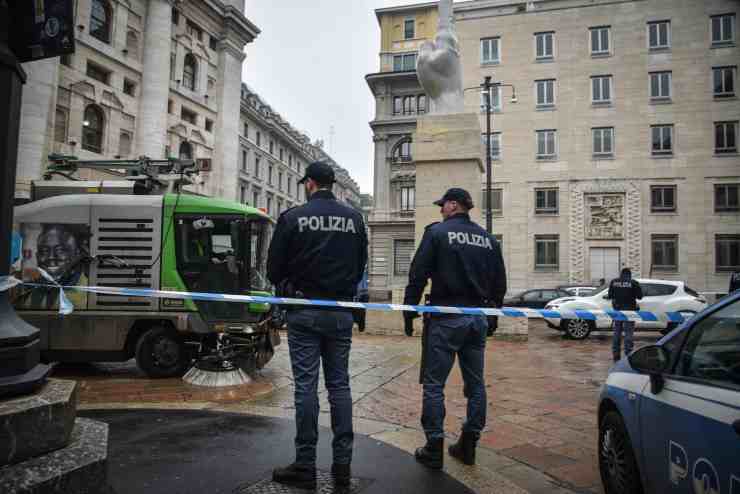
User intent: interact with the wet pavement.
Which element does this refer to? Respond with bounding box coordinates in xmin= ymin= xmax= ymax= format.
xmin=57 ymin=321 xmax=663 ymax=494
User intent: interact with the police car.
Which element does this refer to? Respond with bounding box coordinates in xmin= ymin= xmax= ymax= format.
xmin=598 ymin=291 xmax=740 ymax=494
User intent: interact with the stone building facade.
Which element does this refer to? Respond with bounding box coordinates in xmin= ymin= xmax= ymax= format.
xmin=237 ymin=84 xmax=362 ymax=219
xmin=15 ymin=0 xmax=258 ymax=201
xmin=367 ymin=0 xmax=740 ymax=299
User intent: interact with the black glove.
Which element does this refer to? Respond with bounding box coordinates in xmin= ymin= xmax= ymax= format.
xmin=403 ymin=311 xmax=418 ymax=336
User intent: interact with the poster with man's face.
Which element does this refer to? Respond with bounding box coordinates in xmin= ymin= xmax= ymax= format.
xmin=15 ymin=223 xmax=90 ymax=311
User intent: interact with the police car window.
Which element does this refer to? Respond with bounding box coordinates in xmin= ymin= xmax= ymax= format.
xmin=652 ymin=284 xmax=677 ymax=296
xmin=675 ymin=298 xmax=740 ymax=389
xmin=640 ymin=283 xmax=659 ymax=297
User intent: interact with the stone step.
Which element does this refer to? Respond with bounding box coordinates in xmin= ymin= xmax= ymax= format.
xmin=0 ymin=379 xmax=77 ymax=466
xmin=0 ymin=417 xmax=110 ymax=494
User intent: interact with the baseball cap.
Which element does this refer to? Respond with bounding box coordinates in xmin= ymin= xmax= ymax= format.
xmin=433 ymin=188 xmax=474 ymax=209
xmin=298 ymin=161 xmax=335 ymax=185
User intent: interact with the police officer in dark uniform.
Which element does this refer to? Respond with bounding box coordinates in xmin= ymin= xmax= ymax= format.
xmin=729 ymin=270 xmax=740 ymax=294
xmin=267 ymin=161 xmax=367 ymax=490
xmin=403 ymin=188 xmax=506 ymax=469
xmin=606 ymin=267 xmax=643 ymax=362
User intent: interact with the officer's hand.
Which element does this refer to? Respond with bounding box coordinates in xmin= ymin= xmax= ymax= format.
xmin=403 ymin=311 xmax=418 ymax=336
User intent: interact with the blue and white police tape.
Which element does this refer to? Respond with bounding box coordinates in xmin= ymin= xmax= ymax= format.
xmin=0 ymin=277 xmax=691 ymax=324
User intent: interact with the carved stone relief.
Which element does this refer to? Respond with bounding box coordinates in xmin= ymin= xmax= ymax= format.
xmin=585 ymin=194 xmax=624 ymax=239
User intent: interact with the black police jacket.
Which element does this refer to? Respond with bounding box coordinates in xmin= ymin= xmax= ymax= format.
xmin=607 ymin=277 xmax=643 ymax=311
xmin=403 ymin=213 xmax=507 ymax=308
xmin=267 ymin=190 xmax=368 ymax=301
xmin=730 ymin=271 xmax=740 ymax=293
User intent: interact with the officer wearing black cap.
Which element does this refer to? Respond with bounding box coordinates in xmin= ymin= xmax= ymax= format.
xmin=403 ymin=187 xmax=507 ymax=470
xmin=267 ymin=161 xmax=368 ymax=490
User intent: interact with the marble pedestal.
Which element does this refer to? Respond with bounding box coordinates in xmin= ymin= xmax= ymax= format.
xmin=0 ymin=380 xmax=110 ymax=494
xmin=413 ymin=113 xmax=484 ymax=245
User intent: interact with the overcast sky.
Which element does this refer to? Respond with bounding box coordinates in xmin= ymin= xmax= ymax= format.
xmin=242 ymin=0 xmax=429 ymax=195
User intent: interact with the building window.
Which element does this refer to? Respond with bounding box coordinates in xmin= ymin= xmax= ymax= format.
xmin=269 ymin=140 xmax=274 ymax=154
xmin=186 ymin=20 xmax=203 ymax=41
xmin=209 ymin=36 xmax=218 ymax=51
xmin=713 ymin=66 xmax=736 ymax=98
xmin=123 ymin=78 xmax=136 ymax=96
xmin=205 ymin=119 xmax=213 ymax=132
xmin=716 ymin=235 xmax=740 ymax=272
xmin=400 ymin=186 xmax=415 ymax=211
xmin=266 ymin=196 xmax=272 ymax=217
xmin=535 ymin=31 xmax=554 ymax=60
xmin=652 ymin=235 xmax=678 ymax=271
xmin=535 ymin=235 xmax=559 ymax=270
xmin=590 ymin=26 xmax=610 ymax=55
xmin=394 ymin=239 xmax=415 ymax=275
xmin=252 ymin=190 xmax=260 ymax=208
xmin=711 ymin=14 xmax=735 ymax=45
xmin=715 ymin=121 xmax=738 ymax=154
xmin=650 ymin=71 xmax=672 ymax=100
xmin=255 ymin=157 xmax=261 ymax=179
xmin=181 ymin=107 xmax=197 ymax=125
xmin=715 ymin=184 xmax=739 ymax=212
xmin=481 ymin=37 xmax=500 ymax=64
xmin=170 ymin=53 xmax=176 ymax=81
xmin=241 ymin=150 xmax=248 ymax=172
xmin=480 ymin=85 xmax=502 ymax=111
xmin=536 ymin=79 xmax=555 ymax=107
xmin=535 ymin=188 xmax=558 ymax=215
xmin=481 ymin=189 xmax=503 ymax=215
xmin=279 ymin=148 xmax=284 ymax=161
xmin=86 ymin=61 xmax=110 ymax=84
xmin=268 ymin=165 xmax=273 ymax=185
xmin=278 ymin=172 xmax=283 ymax=191
xmin=288 ymin=177 xmax=293 ymax=196
xmin=243 ymin=122 xmax=249 ymax=137
xmin=403 ymin=95 xmax=415 ymax=114
xmin=648 ymin=20 xmax=670 ymax=50
xmin=592 ymin=127 xmax=614 ymax=157
xmin=417 ymin=95 xmax=427 ymax=114
xmin=183 ymin=54 xmax=197 ymax=91
xmin=256 ymin=132 xmax=261 ymax=146
xmin=54 ymin=107 xmax=68 ymax=143
xmin=178 ymin=141 xmax=192 ymax=160
xmin=126 ymin=30 xmax=139 ymax=59
xmin=119 ymin=131 xmax=132 ymax=157
xmin=168 ymin=99 xmax=174 ymax=114
xmin=171 ymin=7 xmax=179 ymax=25
xmin=536 ymin=130 xmax=557 ymax=159
xmin=82 ymin=104 xmax=105 ymax=153
xmin=240 ymin=184 xmax=246 ymax=204
xmin=391 ymin=139 xmax=412 ymax=163
xmin=651 ymin=185 xmax=677 ymax=212
xmin=90 ymin=0 xmax=112 ymax=44
xmin=591 ymin=75 xmax=612 ymax=104
xmin=393 ymin=53 xmax=417 ymax=72
xmin=481 ymin=132 xmax=501 ymax=160
xmin=404 ymin=19 xmax=415 ymax=40
xmin=651 ymin=125 xmax=673 ymax=156
xmin=393 ymin=96 xmax=402 ymax=114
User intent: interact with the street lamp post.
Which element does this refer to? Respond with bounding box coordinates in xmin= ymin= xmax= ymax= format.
xmin=467 ymin=77 xmax=517 ymax=234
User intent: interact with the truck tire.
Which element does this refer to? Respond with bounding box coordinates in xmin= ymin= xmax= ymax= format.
xmin=135 ymin=326 xmax=190 ymax=378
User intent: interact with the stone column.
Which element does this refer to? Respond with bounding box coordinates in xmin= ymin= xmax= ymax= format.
xmin=413 ymin=113 xmax=483 ymax=246
xmin=370 ymin=134 xmax=388 ymax=221
xmin=15 ymin=58 xmax=59 ymax=200
xmin=211 ymin=42 xmax=246 ymax=199
xmin=135 ymin=0 xmax=173 ymax=159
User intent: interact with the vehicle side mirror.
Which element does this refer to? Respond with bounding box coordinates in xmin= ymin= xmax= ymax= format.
xmin=628 ymin=345 xmax=670 ymax=394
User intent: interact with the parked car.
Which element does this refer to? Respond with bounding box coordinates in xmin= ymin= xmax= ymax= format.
xmin=597 ymin=291 xmax=740 ymax=494
xmin=504 ymin=288 xmax=572 ymax=309
xmin=543 ymin=279 xmax=707 ymax=339
xmin=557 ymin=284 xmax=601 ymax=297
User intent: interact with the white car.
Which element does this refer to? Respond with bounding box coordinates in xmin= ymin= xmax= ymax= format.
xmin=543 ymin=279 xmax=708 ymax=339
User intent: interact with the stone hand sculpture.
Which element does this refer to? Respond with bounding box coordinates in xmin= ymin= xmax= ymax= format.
xmin=417 ymin=0 xmax=464 ymax=114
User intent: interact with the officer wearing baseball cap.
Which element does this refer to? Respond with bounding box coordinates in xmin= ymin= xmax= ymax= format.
xmin=403 ymin=187 xmax=507 ymax=470
xmin=268 ymin=161 xmax=368 ymax=489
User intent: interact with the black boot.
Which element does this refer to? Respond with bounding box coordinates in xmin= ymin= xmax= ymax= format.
xmin=449 ymin=431 xmax=477 ymax=465
xmin=415 ymin=439 xmax=443 ymax=470
xmin=331 ymin=463 xmax=351 ymax=487
xmin=272 ymin=463 xmax=316 ymax=490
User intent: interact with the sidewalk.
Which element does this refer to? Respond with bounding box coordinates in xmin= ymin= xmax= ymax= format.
xmin=60 ymin=321 xmax=658 ymax=493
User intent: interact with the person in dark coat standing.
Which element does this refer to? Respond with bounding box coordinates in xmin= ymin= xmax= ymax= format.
xmin=267 ymin=162 xmax=368 ymax=490
xmin=729 ymin=271 xmax=740 ymax=294
xmin=607 ymin=268 xmax=643 ymax=362
xmin=403 ymin=188 xmax=507 ymax=469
